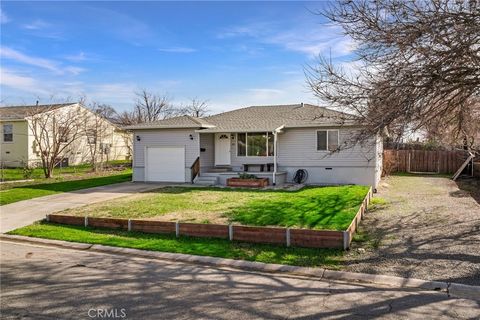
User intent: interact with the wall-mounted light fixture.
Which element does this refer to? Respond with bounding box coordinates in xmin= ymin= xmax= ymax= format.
xmin=136 ymin=135 xmax=141 ymax=142
xmin=189 ymin=134 xmax=194 ymax=140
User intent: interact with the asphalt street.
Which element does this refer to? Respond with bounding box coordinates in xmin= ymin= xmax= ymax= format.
xmin=1 ymin=240 xmax=479 ymax=319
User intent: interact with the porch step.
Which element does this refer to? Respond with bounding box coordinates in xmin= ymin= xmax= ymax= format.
xmin=194 ymin=176 xmax=218 ymax=186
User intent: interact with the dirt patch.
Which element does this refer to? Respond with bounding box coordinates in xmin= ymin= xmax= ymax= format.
xmin=343 ymin=175 xmax=480 ymax=285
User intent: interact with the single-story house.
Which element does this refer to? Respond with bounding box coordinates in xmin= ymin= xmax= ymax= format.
xmin=126 ymin=103 xmax=383 ymax=188
xmin=0 ymin=102 xmax=132 ymax=168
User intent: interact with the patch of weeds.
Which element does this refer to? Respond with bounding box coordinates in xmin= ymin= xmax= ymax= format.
xmin=368 ymin=197 xmax=388 ymax=212
xmin=353 ymin=227 xmax=382 ymax=249
xmin=200 ymin=219 xmax=211 ymax=224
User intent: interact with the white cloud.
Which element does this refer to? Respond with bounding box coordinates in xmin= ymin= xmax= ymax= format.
xmin=65 ymin=51 xmax=88 ymax=62
xmin=218 ymin=22 xmax=355 ymax=58
xmin=64 ymin=66 xmax=86 ymax=76
xmin=22 ymin=19 xmax=50 ymax=30
xmin=1 ymin=46 xmax=59 ymax=73
xmin=0 ymin=46 xmax=85 ymax=75
xmin=246 ymin=88 xmax=283 ymax=101
xmin=207 ymin=77 xmax=319 ymax=113
xmin=0 ymin=8 xmax=10 ymax=24
xmin=0 ymin=68 xmax=49 ymax=95
xmin=158 ymin=47 xmax=196 ymax=53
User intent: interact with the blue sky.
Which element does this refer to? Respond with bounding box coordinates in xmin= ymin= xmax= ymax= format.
xmin=0 ymin=1 xmax=354 ymax=113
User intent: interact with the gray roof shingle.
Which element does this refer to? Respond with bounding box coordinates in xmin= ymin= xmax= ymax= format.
xmin=126 ymin=104 xmax=357 ymax=131
xmin=124 ymin=115 xmax=215 ymax=129
xmin=202 ymin=104 xmax=356 ymax=132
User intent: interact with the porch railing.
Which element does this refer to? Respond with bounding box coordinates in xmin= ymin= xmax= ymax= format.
xmin=190 ymin=157 xmax=200 ymax=183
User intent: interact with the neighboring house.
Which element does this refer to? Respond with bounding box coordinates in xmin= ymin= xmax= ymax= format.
xmin=126 ymin=103 xmax=383 ymax=188
xmin=0 ymin=103 xmax=131 ymax=168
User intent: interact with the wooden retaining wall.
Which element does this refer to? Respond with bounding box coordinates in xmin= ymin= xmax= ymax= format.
xmin=232 ymin=226 xmax=286 ymax=245
xmin=345 ymin=187 xmax=372 ymax=248
xmin=46 ymin=187 xmax=373 ymax=250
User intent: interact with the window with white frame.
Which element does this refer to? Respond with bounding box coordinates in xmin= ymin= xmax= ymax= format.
xmin=3 ymin=124 xmax=13 ymax=142
xmin=317 ymin=130 xmax=339 ymax=151
xmin=237 ymin=132 xmax=274 ymax=157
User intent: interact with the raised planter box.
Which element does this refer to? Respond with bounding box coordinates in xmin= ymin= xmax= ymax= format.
xmin=227 ymin=178 xmax=269 ymax=188
xmin=45 ymin=187 xmax=373 ymax=250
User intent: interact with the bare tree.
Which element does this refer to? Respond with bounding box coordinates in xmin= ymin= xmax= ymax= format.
xmin=423 ymin=99 xmax=480 ymax=151
xmin=179 ymin=98 xmax=210 ymax=117
xmin=27 ymin=103 xmax=84 ymax=178
xmin=117 ymin=90 xmax=173 ymax=125
xmin=82 ymin=102 xmax=113 ymax=172
xmin=307 ymin=0 xmax=480 ymax=149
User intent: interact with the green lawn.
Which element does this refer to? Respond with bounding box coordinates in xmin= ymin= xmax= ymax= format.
xmin=60 ymin=185 xmax=369 ymax=230
xmin=0 ymin=170 xmax=132 ymax=206
xmin=0 ymin=160 xmax=131 ymax=182
xmin=9 ymin=222 xmax=343 ymax=268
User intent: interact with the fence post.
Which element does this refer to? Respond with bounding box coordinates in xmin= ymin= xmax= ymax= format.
xmin=228 ymin=224 xmax=233 ymax=241
xmin=286 ymin=228 xmax=291 ymax=247
xmin=343 ymin=231 xmax=350 ymax=250
xmin=128 ymin=219 xmax=132 ymax=232
xmin=84 ymin=216 xmax=88 ymax=227
xmin=175 ymin=221 xmax=180 ymax=238
xmin=45 ymin=214 xmax=50 ymax=222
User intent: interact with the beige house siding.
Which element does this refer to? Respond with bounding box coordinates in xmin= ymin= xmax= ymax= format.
xmin=1 ymin=104 xmax=131 ymax=168
xmin=0 ymin=120 xmax=29 ymax=167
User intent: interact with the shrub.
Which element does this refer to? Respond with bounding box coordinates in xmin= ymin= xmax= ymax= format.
xmin=22 ymin=165 xmax=34 ymax=179
xmin=238 ymin=173 xmax=258 ymax=180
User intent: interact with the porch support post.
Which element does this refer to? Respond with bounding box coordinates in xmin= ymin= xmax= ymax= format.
xmin=273 ymin=132 xmax=277 ymax=185
xmin=272 ymin=125 xmax=284 ymax=186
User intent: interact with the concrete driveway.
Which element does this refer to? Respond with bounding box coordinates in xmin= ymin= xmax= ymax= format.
xmin=1 ymin=241 xmax=478 ymax=319
xmin=0 ymin=182 xmax=163 ymax=233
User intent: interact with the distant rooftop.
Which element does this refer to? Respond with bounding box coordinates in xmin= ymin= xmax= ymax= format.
xmin=0 ymin=103 xmax=77 ymax=120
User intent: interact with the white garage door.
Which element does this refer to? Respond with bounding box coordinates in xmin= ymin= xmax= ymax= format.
xmin=146 ymin=147 xmax=185 ymax=182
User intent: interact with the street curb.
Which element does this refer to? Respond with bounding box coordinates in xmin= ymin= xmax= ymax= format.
xmin=0 ymin=234 xmax=92 ymax=250
xmin=1 ymin=234 xmax=479 ymax=300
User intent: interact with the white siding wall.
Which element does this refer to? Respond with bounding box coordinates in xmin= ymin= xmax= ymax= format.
xmin=199 ymin=133 xmax=214 ymax=171
xmin=277 ymin=128 xmax=376 ymax=167
xmin=132 ymin=129 xmax=199 ymax=182
xmin=275 ymin=127 xmax=379 ymax=187
xmin=135 ymin=127 xmax=381 ymax=187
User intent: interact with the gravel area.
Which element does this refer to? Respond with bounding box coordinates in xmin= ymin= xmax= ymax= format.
xmin=344 ymin=175 xmax=480 ymax=285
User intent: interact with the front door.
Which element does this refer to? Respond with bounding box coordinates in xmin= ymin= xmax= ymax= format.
xmin=214 ymin=133 xmax=231 ymax=166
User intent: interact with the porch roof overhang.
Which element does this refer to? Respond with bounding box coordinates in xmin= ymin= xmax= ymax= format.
xmin=195 ymin=123 xmax=360 ymax=133
xmin=195 ymin=128 xmax=279 ymax=133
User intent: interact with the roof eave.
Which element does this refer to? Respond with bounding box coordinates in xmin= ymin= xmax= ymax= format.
xmin=0 ymin=118 xmax=27 ymax=122
xmin=125 ymin=124 xmax=214 ymax=130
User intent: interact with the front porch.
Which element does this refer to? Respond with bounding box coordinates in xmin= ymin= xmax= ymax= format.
xmin=194 ymin=130 xmax=284 ymax=186
xmin=195 ymin=170 xmax=287 ymax=186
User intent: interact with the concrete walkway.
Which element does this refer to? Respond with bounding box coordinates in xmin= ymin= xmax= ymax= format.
xmin=0 ymin=182 xmax=163 ymax=233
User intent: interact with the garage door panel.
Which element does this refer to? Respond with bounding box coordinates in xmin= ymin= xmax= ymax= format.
xmin=146 ymin=147 xmax=185 ymax=182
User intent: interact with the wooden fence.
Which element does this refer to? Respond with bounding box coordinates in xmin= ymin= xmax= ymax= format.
xmin=46 ymin=188 xmax=373 ymax=250
xmin=383 ymin=149 xmax=468 ymax=174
